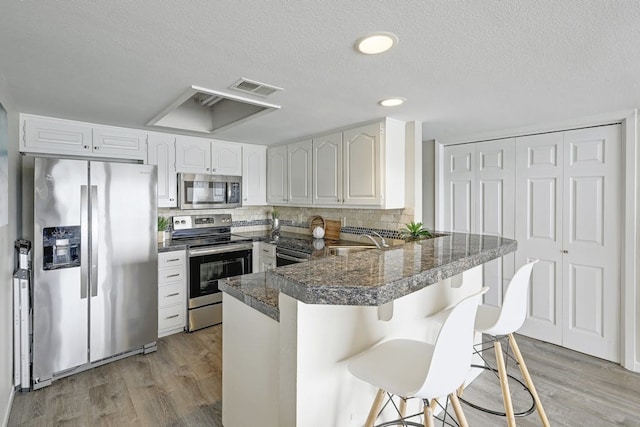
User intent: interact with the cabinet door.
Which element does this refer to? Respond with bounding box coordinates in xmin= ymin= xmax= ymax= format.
xmin=343 ymin=123 xmax=381 ymax=206
xmin=312 ymin=133 xmax=343 ymax=205
xmin=175 ymin=136 xmax=211 ymax=174
xmin=92 ymin=126 xmax=147 ymax=160
xmin=21 ymin=115 xmax=92 ymax=155
xmin=515 ymin=132 xmax=564 ymax=345
xmin=441 ymin=143 xmax=476 ymax=233
xmin=476 ymin=138 xmax=515 ymax=308
xmin=211 ymin=140 xmax=242 ymax=175
xmin=267 ymin=145 xmax=288 ymax=204
xmin=288 ymin=140 xmax=313 ymax=205
xmin=243 ymin=144 xmax=267 ymax=206
xmin=147 ymin=133 xmax=177 ymax=208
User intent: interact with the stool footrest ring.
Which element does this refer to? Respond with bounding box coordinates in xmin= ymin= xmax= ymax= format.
xmin=459 ymin=364 xmax=536 ymax=417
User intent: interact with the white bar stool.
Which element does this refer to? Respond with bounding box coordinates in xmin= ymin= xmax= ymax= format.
xmin=459 ymin=260 xmax=550 ymax=427
xmin=348 ymin=287 xmax=489 ymax=427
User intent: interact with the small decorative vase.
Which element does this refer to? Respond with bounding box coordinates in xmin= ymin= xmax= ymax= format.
xmin=272 ymin=218 xmax=280 ymax=233
xmin=157 ymin=231 xmax=165 ymax=243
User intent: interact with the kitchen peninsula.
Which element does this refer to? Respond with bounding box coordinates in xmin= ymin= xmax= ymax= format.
xmin=220 ymin=232 xmax=517 ymax=427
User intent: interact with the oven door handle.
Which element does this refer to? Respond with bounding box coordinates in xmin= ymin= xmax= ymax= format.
xmin=276 ymin=253 xmax=309 ymax=263
xmin=189 ymin=243 xmax=253 ymax=257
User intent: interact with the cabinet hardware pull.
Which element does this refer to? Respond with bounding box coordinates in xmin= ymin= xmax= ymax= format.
xmin=84 ymin=145 xmax=90 ymax=149
xmin=165 ymin=292 xmax=180 ymax=297
xmin=166 ymin=314 xmax=179 ymax=319
xmin=94 ymin=146 xmax=100 ymax=150
xmin=166 ymin=258 xmax=180 ymax=262
xmin=562 ymin=250 xmax=568 ymax=254
xmin=166 ymin=273 xmax=180 ymax=278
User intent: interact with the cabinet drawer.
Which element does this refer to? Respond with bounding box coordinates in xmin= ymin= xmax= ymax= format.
xmin=158 ymin=266 xmax=185 ymax=285
xmin=158 ymin=251 xmax=185 ymax=267
xmin=158 ymin=305 xmax=185 ymax=331
xmin=158 ymin=282 xmax=185 ymax=308
xmin=260 ymin=243 xmax=276 ymax=257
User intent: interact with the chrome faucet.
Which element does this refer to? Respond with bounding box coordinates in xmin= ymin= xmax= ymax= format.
xmin=359 ymin=234 xmax=382 ymax=249
xmin=370 ymin=230 xmax=389 ymax=248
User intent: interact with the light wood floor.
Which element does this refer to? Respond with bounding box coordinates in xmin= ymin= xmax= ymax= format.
xmin=8 ymin=327 xmax=640 ymax=426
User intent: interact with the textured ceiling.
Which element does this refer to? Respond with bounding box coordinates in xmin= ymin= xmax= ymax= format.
xmin=1 ymin=1 xmax=639 ymax=145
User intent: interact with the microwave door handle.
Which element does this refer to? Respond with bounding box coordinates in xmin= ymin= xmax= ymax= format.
xmin=227 ymin=182 xmax=232 ymax=204
xmin=80 ymin=185 xmax=88 ymax=299
xmin=90 ymin=185 xmax=99 ymax=297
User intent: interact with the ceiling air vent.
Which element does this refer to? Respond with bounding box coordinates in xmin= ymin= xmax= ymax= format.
xmin=229 ymin=78 xmax=283 ymax=98
xmin=147 ymin=86 xmax=280 ymax=134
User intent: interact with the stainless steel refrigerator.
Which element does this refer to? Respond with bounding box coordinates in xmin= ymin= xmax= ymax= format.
xmin=31 ymin=157 xmax=158 ymax=389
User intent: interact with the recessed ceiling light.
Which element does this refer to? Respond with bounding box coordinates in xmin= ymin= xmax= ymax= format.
xmin=379 ymin=97 xmax=406 ymax=107
xmin=355 ymin=32 xmax=398 ymax=55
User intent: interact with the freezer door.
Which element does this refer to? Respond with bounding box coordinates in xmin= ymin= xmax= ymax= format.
xmin=89 ymin=161 xmax=158 ymax=362
xmin=33 ymin=158 xmax=89 ymax=382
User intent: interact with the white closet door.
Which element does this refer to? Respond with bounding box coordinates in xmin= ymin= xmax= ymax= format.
xmin=476 ymin=138 xmax=515 ymax=307
xmin=561 ymin=125 xmax=621 ymax=361
xmin=441 ymin=144 xmax=475 ymax=233
xmin=515 ymin=132 xmax=564 ymax=345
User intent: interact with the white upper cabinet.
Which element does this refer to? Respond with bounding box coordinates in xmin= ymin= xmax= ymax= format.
xmin=287 ymin=139 xmax=313 ymax=205
xmin=147 ymin=132 xmax=177 ymax=208
xmin=312 ymin=132 xmax=342 ymax=205
xmin=267 ymin=118 xmax=405 ymax=208
xmin=92 ymin=125 xmax=147 ymax=160
xmin=20 ymin=114 xmax=146 ymax=160
xmin=175 ymin=136 xmax=242 ymax=175
xmin=267 ymin=145 xmax=288 ymax=204
xmin=175 ymin=136 xmax=211 ymax=174
xmin=343 ymin=123 xmax=381 ymax=206
xmin=211 ymin=140 xmax=242 ymax=176
xmin=242 ymin=144 xmax=267 ymax=206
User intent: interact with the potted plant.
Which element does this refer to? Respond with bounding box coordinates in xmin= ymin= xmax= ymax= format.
xmin=157 ymin=216 xmax=170 ymax=243
xmin=400 ymin=221 xmax=433 ymax=241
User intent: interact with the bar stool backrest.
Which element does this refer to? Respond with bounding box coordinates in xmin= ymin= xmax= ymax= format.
xmin=486 ymin=260 xmax=538 ymax=336
xmin=414 ymin=287 xmax=489 ymax=399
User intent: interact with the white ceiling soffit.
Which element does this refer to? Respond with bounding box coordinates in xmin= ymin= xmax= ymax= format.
xmin=147 ymin=86 xmax=281 ymax=134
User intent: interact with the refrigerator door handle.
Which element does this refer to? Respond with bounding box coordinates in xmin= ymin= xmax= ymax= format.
xmin=80 ymin=185 xmax=88 ymax=299
xmin=90 ymin=185 xmax=99 ymax=297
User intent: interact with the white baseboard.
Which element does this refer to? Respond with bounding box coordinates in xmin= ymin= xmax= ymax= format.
xmin=2 ymin=387 xmax=15 ymax=427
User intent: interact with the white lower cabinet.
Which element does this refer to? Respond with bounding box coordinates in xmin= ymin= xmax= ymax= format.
xmin=253 ymin=242 xmax=276 ymax=272
xmin=158 ymin=250 xmax=187 ymax=337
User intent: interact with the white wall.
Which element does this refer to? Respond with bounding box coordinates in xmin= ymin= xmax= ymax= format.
xmin=0 ymin=74 xmax=19 ymax=426
xmin=421 ymin=140 xmax=435 ymax=230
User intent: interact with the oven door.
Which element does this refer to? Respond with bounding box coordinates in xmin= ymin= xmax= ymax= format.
xmin=276 ymin=247 xmax=310 ymax=267
xmin=188 ymin=243 xmax=252 ymax=308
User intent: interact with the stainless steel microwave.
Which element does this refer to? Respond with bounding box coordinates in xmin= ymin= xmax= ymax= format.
xmin=178 ymin=173 xmax=242 ymax=209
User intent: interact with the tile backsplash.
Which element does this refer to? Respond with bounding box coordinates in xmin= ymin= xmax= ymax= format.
xmin=158 ymin=205 xmax=416 ymax=236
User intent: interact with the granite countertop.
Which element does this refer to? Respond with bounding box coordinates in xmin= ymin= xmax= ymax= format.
xmin=220 ymin=232 xmax=517 ymax=321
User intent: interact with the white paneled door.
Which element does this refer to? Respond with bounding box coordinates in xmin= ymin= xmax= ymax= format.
xmin=476 ymin=139 xmax=515 ymax=307
xmin=516 ymin=125 xmax=621 ymax=361
xmin=561 ymin=126 xmax=621 ymax=361
xmin=515 ymin=132 xmax=565 ymax=345
xmin=441 ymin=144 xmax=475 ymax=233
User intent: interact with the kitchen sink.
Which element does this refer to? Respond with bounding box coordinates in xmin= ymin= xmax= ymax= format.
xmin=328 ymin=245 xmax=378 ymax=256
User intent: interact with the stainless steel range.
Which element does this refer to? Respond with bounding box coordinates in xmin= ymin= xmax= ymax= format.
xmin=171 ymin=214 xmax=252 ymax=331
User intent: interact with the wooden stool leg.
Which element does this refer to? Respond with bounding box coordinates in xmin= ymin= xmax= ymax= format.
xmin=457 ymin=383 xmax=465 ymax=398
xmin=423 ymin=400 xmax=435 ymax=427
xmin=509 ymin=334 xmax=550 ymax=427
xmin=495 ymin=340 xmax=517 ymax=427
xmin=365 ymin=389 xmax=386 ymax=427
xmin=449 ymin=392 xmax=469 ymax=427
xmin=399 ymin=397 xmax=407 ymax=419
